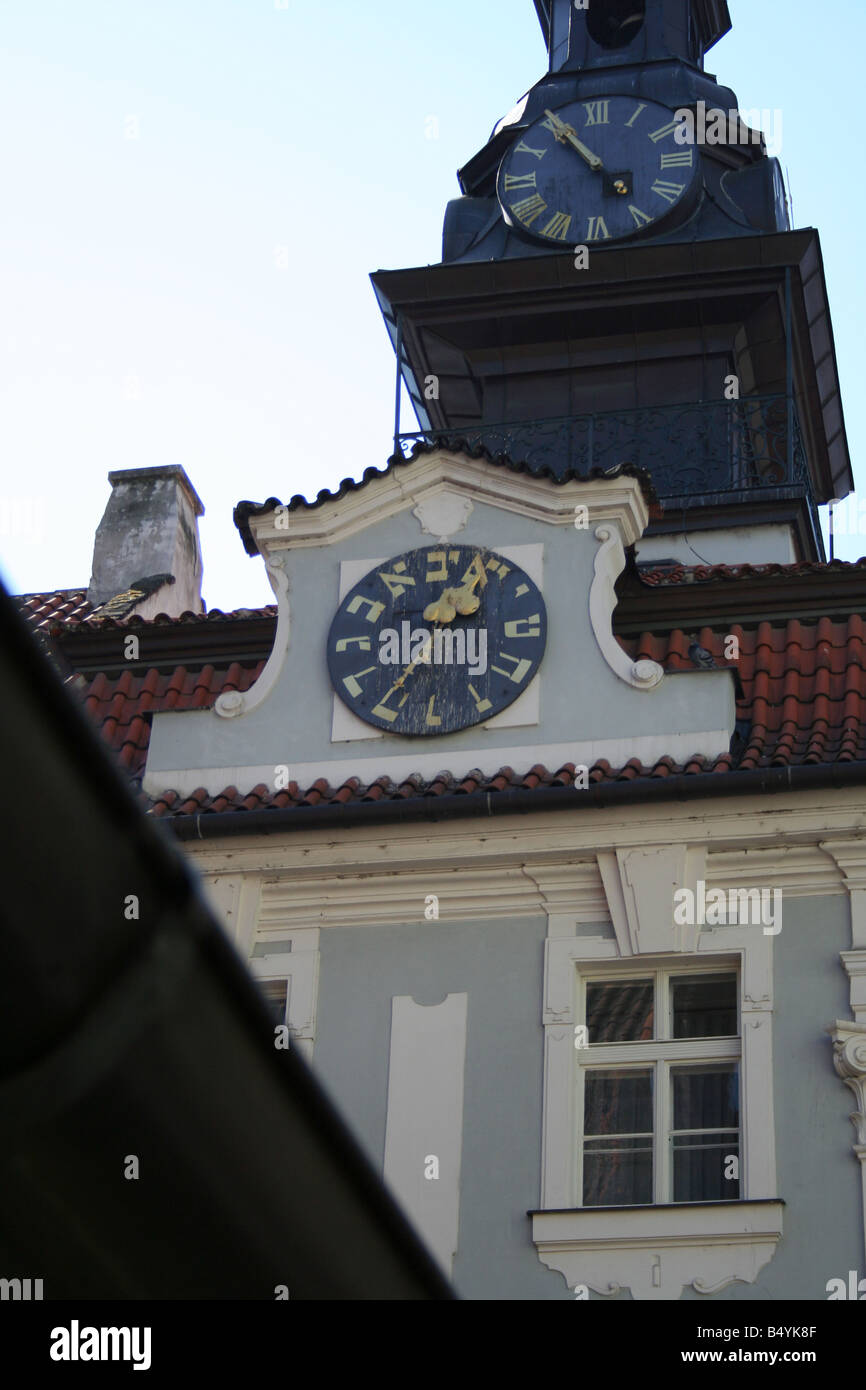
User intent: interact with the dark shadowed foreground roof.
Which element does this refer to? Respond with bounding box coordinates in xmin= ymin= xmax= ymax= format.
xmin=0 ymin=581 xmax=453 ymax=1299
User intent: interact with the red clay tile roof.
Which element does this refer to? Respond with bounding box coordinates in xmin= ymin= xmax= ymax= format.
xmin=145 ymin=616 xmax=866 ymax=814
xmin=79 ymin=604 xmax=278 ymax=631
xmin=17 ymin=589 xmax=277 ymax=632
xmin=634 ymin=618 xmax=866 ymax=769
xmin=146 ymin=754 xmax=726 ymax=819
xmin=38 ymin=614 xmax=866 ymax=817
xmin=75 ymin=661 xmax=267 ymax=776
xmin=21 ymin=572 xmax=866 ymax=818
xmin=638 ymin=558 xmax=866 ymax=587
xmin=20 ymin=589 xmax=96 ymax=629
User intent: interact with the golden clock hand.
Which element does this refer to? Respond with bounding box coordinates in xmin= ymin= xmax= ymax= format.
xmin=453 ymin=566 xmax=484 ymax=614
xmin=393 ymin=554 xmax=487 ymax=688
xmin=543 ymin=108 xmax=604 ymax=172
xmin=423 ymin=586 xmax=480 ymax=624
xmin=423 ymin=558 xmax=485 ymax=625
xmin=422 ymin=594 xmax=454 ymax=625
xmin=393 ymin=633 xmax=434 ymax=689
xmin=560 ymin=127 xmax=604 ymax=172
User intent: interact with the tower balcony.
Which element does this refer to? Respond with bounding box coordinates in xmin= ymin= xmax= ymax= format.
xmin=397 ymin=394 xmax=822 ymax=556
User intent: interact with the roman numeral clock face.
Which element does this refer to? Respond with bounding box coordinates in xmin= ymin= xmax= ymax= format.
xmin=327 ymin=545 xmax=547 ymax=736
xmin=497 ymin=96 xmax=700 ymax=245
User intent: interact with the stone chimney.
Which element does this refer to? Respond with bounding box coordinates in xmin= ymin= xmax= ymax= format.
xmin=87 ymin=465 xmax=205 ymax=620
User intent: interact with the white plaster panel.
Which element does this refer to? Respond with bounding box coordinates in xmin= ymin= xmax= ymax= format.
xmin=383 ymin=993 xmax=468 ymax=1278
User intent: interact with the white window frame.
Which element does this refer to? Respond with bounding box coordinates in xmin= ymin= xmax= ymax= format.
xmin=255 ymin=972 xmax=291 ymax=1028
xmin=575 ymin=961 xmax=741 ymax=1208
xmin=249 ymin=929 xmax=320 ymax=1062
xmin=533 ymin=925 xmax=783 ymax=1299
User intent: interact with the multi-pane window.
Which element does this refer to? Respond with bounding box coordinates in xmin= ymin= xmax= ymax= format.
xmin=577 ymin=967 xmax=740 ymax=1207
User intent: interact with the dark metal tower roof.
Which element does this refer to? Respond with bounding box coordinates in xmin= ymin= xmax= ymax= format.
xmin=533 ymin=0 xmax=731 ymax=58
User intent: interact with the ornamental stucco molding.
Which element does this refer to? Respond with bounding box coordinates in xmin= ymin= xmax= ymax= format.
xmin=821 ymin=840 xmax=866 ymax=1269
xmin=590 ymin=526 xmax=664 ymax=690
xmin=532 ymin=1203 xmax=783 ymax=1301
xmin=829 ymin=1021 xmax=866 ymax=1149
xmin=215 ymin=560 xmax=289 ymax=720
xmin=840 ymin=953 xmax=866 ymax=1026
xmin=596 ymin=844 xmax=707 ymax=955
xmin=182 ymin=804 xmax=866 ymax=902
xmin=244 ymin=448 xmax=653 ymax=552
xmin=411 ymin=491 xmax=474 ymax=540
xmin=257 ymin=858 xmax=606 ymax=931
xmin=819 ymin=839 xmax=866 ymax=949
xmin=827 ymin=1020 xmax=866 ymax=1266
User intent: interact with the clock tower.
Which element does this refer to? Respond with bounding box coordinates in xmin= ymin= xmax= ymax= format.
xmin=539 ymin=0 xmax=731 ymax=75
xmin=23 ymin=0 xmax=866 ymax=1309
xmin=372 ymin=0 xmax=852 ymax=566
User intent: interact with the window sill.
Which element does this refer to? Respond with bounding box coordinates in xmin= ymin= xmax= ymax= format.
xmin=530 ymin=1200 xmax=784 ymax=1300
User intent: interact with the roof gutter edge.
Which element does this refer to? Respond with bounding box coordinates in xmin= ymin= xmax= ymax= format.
xmin=163 ymin=760 xmax=866 ymax=841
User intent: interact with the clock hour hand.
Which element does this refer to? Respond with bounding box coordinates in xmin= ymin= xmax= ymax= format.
xmin=422 ymin=560 xmax=484 ymax=625
xmin=543 ymin=108 xmax=604 ymax=173
xmin=393 ymin=555 xmax=486 ymax=689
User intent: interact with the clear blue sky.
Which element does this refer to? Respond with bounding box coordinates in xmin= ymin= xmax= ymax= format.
xmin=1 ymin=0 xmax=864 ymax=611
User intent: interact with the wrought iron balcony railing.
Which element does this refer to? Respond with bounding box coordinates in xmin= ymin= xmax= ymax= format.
xmin=397 ymin=393 xmax=814 ymax=520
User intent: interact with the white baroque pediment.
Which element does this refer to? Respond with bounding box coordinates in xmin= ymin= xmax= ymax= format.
xmin=242 ymin=447 xmax=653 ymax=551
xmin=143 ymin=447 xmax=735 ymax=798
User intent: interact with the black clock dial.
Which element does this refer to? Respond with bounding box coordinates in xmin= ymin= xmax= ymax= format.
xmin=327 ymin=545 xmax=547 ymax=736
xmin=497 ymin=95 xmax=700 ymax=246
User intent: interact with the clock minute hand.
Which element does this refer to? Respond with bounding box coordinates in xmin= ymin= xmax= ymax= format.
xmin=392 ymin=599 xmax=453 ymax=689
xmin=392 ymin=634 xmax=434 ymax=690
xmin=543 ymin=108 xmax=604 ymax=172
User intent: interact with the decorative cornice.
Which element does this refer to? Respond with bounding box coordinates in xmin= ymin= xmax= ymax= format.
xmin=181 ymin=801 xmax=866 ymax=912
xmin=256 ymin=858 xmax=607 ymax=930
xmin=241 ymin=449 xmax=653 ymax=554
xmin=819 ymin=840 xmax=866 ymax=889
xmin=197 ymin=826 xmax=864 ymax=936
xmin=820 ymin=841 xmax=866 ymax=950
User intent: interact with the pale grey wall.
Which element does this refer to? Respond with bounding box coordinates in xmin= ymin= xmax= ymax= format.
xmin=691 ymin=894 xmax=860 ymax=1303
xmin=311 ymin=893 xmax=861 ymax=1301
xmin=313 ymin=912 xmax=570 ymax=1299
xmin=146 ymin=495 xmax=734 ymax=779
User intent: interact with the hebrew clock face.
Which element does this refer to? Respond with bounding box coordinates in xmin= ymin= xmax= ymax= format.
xmin=497 ymin=95 xmax=701 ymax=246
xmin=327 ymin=545 xmax=547 ymax=736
